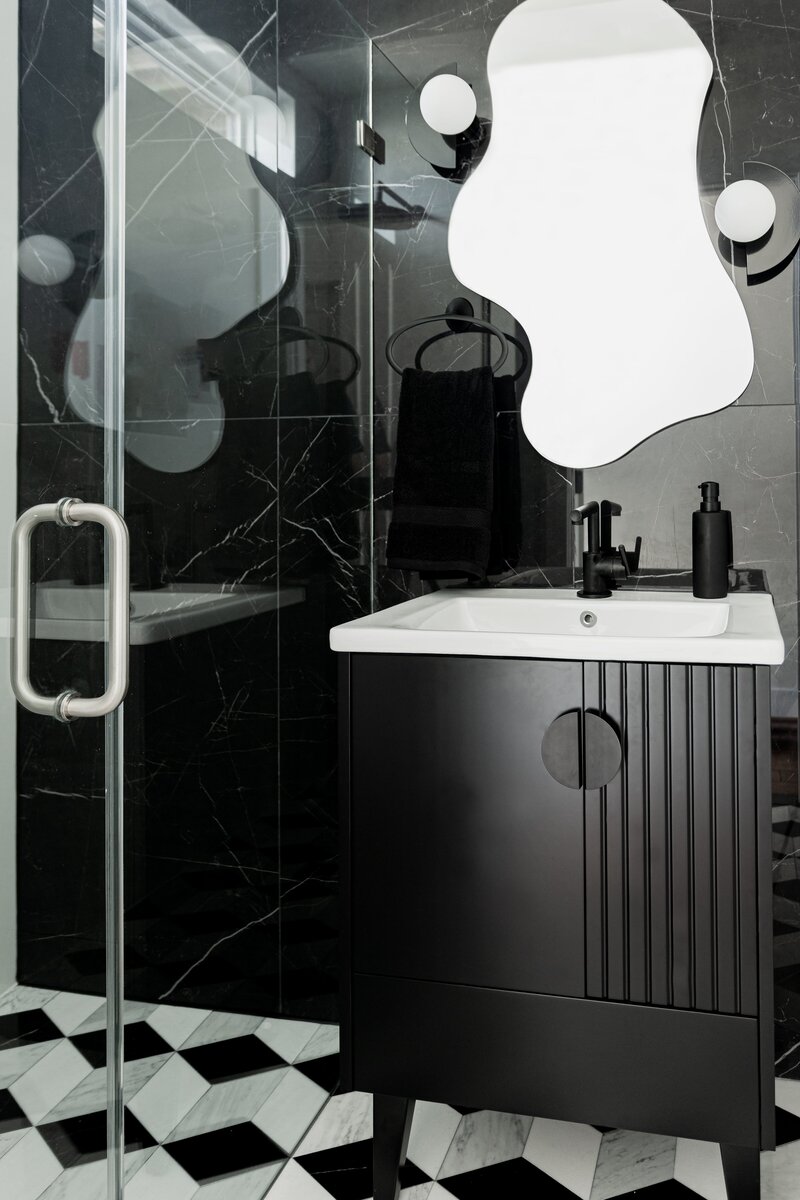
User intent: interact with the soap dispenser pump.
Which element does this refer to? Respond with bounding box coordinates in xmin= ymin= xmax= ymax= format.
xmin=692 ymin=481 xmax=732 ymax=599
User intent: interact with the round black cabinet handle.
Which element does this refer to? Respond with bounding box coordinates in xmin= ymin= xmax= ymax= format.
xmin=542 ymin=710 xmax=622 ymax=791
xmin=541 ymin=710 xmax=582 ymax=790
xmin=583 ymin=712 xmax=622 ymax=790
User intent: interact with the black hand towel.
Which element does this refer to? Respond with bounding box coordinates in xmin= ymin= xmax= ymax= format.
xmin=488 ymin=374 xmax=522 ymax=575
xmin=386 ymin=366 xmax=495 ymax=580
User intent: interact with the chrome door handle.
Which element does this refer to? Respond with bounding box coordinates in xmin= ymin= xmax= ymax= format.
xmin=11 ymin=498 xmax=130 ymax=722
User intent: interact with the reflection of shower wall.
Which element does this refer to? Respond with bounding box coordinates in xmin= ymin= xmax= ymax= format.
xmin=17 ymin=0 xmax=372 ymax=1022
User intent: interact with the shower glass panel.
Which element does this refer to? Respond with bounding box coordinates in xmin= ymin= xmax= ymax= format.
xmin=118 ymin=0 xmax=371 ymax=1191
xmin=13 ymin=0 xmax=127 ymax=1193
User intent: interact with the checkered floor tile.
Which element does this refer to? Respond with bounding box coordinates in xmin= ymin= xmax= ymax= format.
xmin=268 ymin=1083 xmax=800 ymax=1200
xmin=0 ymin=983 xmax=336 ymax=1199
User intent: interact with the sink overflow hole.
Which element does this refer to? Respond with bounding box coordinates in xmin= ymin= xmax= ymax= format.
xmin=580 ymin=611 xmax=597 ymax=628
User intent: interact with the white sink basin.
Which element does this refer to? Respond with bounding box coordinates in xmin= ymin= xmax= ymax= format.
xmin=330 ymin=588 xmax=785 ymax=665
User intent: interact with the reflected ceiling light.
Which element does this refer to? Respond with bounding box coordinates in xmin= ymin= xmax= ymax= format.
xmin=714 ymin=179 xmax=776 ymax=243
xmin=419 ymin=74 xmax=477 ymax=135
xmin=18 ymin=235 xmax=75 ymax=285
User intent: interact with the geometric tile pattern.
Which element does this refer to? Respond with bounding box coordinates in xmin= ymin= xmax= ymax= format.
xmin=269 ymin=1083 xmax=800 ymax=1200
xmin=0 ymin=983 xmax=335 ymax=1199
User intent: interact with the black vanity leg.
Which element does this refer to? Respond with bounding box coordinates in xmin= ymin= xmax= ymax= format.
xmin=720 ymin=1144 xmax=760 ymax=1200
xmin=373 ymin=1094 xmax=416 ymax=1200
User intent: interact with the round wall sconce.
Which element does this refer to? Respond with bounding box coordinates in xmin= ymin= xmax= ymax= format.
xmin=714 ymin=179 xmax=776 ymax=244
xmin=419 ymin=73 xmax=477 ymax=136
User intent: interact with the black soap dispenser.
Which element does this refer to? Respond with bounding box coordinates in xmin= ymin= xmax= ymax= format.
xmin=692 ymin=481 xmax=732 ymax=599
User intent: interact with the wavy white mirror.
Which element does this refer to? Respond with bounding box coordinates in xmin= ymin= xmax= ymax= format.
xmin=449 ymin=0 xmax=754 ymax=469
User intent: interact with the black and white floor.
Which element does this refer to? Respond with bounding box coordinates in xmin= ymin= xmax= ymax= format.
xmin=3 ymin=982 xmax=799 ymax=1199
xmin=0 ymin=983 xmax=336 ymax=1199
xmin=269 ymin=1083 xmax=800 ymax=1200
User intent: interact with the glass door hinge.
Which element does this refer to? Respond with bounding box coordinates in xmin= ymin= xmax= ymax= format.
xmin=357 ymin=120 xmax=385 ymax=164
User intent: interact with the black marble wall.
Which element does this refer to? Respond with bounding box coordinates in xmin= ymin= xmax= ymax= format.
xmin=364 ymin=1 xmax=800 ymax=1074
xmin=18 ymin=0 xmax=371 ymax=1022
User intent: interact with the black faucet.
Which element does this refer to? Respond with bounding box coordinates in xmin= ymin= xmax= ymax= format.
xmin=571 ymin=499 xmax=642 ymax=599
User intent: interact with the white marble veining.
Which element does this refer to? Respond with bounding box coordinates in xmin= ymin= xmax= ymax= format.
xmin=296 ymin=1089 xmax=373 ymax=1154
xmin=591 ymin=1128 xmax=676 ymax=1200
xmin=438 ymin=1109 xmax=533 ymax=1178
xmin=45 ymin=1053 xmax=172 ymax=1123
xmin=167 ymin=1067 xmax=288 ymax=1141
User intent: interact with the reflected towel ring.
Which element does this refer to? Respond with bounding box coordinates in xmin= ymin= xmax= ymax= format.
xmin=321 ymin=334 xmax=361 ymax=386
xmin=414 ymin=328 xmax=528 ymax=382
xmin=274 ymin=324 xmax=332 ymax=380
xmin=386 ymin=313 xmax=509 ymax=376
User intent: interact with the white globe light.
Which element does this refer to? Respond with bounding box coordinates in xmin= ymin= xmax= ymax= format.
xmin=714 ymin=180 xmax=776 ymax=244
xmin=18 ymin=235 xmax=75 ymax=286
xmin=419 ymin=74 xmax=477 ymax=136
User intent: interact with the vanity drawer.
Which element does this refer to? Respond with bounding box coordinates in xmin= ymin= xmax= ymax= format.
xmin=350 ymin=973 xmax=765 ymax=1147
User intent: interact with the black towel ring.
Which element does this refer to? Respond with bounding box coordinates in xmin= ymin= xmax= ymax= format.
xmin=414 ymin=328 xmax=528 ymax=383
xmin=386 ymin=310 xmax=510 ymax=376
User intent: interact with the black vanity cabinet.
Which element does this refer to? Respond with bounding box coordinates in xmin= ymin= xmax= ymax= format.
xmin=339 ymin=653 xmax=775 ymax=1200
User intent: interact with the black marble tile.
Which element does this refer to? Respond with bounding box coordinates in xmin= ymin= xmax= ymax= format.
xmin=0 ymin=1009 xmax=62 ymax=1049
xmin=775 ymin=1104 xmax=800 ymax=1145
xmin=295 ymin=1053 xmax=340 ymax=1093
xmin=70 ymin=1022 xmax=170 ymax=1070
xmin=436 ymin=1158 xmax=585 ymax=1199
xmin=166 ymin=1122 xmax=284 ymax=1182
xmin=0 ymin=1092 xmax=30 ymax=1135
xmin=181 ymin=1035 xmax=285 ymax=1083
xmin=38 ymin=1108 xmax=155 ymax=1169
xmin=296 ymin=1139 xmax=429 ymax=1200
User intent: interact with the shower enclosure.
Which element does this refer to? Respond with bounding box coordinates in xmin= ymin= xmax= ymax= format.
xmin=7 ymin=0 xmax=373 ymax=1194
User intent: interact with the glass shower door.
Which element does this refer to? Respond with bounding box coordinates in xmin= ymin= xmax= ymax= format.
xmin=9 ymin=0 xmax=128 ymax=1196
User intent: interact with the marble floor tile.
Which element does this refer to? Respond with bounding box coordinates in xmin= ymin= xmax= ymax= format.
xmin=438 ymin=1110 xmax=533 ymax=1179
xmin=42 ymin=993 xmax=105 ymax=1038
xmin=673 ymin=1138 xmax=725 ymax=1200
xmin=406 ymin=1101 xmax=462 ymax=1181
xmin=124 ymin=1145 xmax=197 ymax=1200
xmin=127 ymin=1053 xmax=209 ymax=1142
xmin=37 ymin=1147 xmax=155 ymax=1200
xmin=145 ymin=1004 xmax=213 ymax=1050
xmin=11 ymin=1040 xmax=92 ymax=1125
xmin=525 ymin=1116 xmax=603 ymax=1200
xmin=183 ymin=1010 xmax=263 ymax=1048
xmin=45 ymin=1053 xmax=173 ymax=1123
xmin=0 ymin=1128 xmax=62 ymax=1200
xmin=591 ymin=1128 xmax=676 ymax=1200
xmin=775 ymin=1077 xmax=800 ymax=1119
xmin=294 ymin=1025 xmax=340 ymax=1063
xmin=762 ymin=1138 xmax=800 ymax=1200
xmin=267 ymin=1158 xmax=334 ymax=1199
xmin=257 ymin=1016 xmax=321 ymax=1063
xmin=167 ymin=1068 xmax=288 ymax=1141
xmin=295 ymin=1090 xmax=373 ymax=1155
xmin=0 ymin=1038 xmax=60 ymax=1089
xmin=195 ymin=1160 xmax=283 ymax=1199
xmin=253 ymin=1065 xmax=329 ymax=1154
xmin=0 ymin=986 xmax=58 ymax=1017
